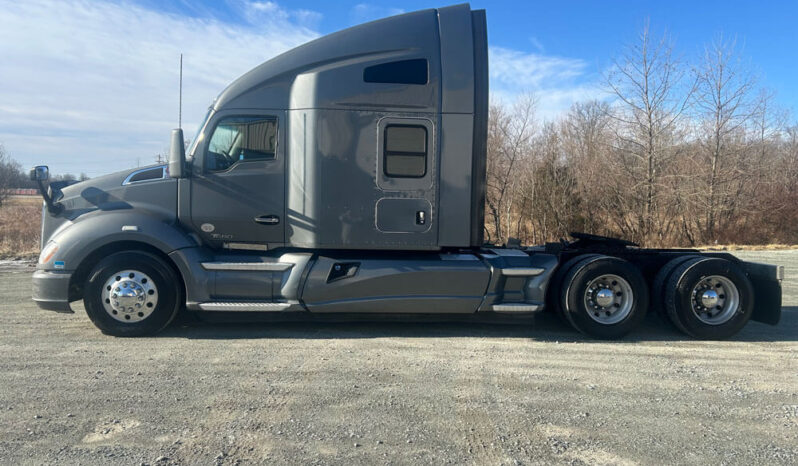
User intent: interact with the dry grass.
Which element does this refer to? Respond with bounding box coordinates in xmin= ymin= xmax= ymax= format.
xmin=0 ymin=196 xmax=41 ymax=259
xmin=697 ymin=244 xmax=798 ymax=251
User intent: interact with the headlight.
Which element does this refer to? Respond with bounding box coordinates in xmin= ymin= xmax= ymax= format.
xmin=38 ymin=241 xmax=59 ymax=264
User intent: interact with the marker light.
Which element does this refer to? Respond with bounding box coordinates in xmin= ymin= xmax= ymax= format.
xmin=39 ymin=242 xmax=59 ymax=264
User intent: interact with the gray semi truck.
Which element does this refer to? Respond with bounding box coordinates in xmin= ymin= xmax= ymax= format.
xmin=30 ymin=4 xmax=783 ymax=339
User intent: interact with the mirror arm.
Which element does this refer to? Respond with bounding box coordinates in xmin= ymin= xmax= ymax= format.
xmin=36 ymin=179 xmax=62 ymax=215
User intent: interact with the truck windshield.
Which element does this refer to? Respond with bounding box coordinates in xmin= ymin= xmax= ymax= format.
xmin=186 ymin=108 xmax=213 ymax=160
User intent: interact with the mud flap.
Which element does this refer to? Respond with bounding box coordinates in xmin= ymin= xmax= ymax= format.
xmin=743 ymin=262 xmax=783 ymax=325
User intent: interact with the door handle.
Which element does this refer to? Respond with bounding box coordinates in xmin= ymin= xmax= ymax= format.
xmin=254 ymin=215 xmax=280 ymax=225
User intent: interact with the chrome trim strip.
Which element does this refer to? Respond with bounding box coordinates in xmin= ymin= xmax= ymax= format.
xmin=201 ymin=262 xmax=294 ymax=271
xmin=492 ymin=303 xmax=543 ymax=312
xmin=198 ymin=302 xmax=291 ymax=311
xmin=122 ymin=166 xmax=167 ymax=185
xmin=501 ymin=267 xmax=545 ymax=276
xmin=223 ymin=243 xmax=269 ymax=251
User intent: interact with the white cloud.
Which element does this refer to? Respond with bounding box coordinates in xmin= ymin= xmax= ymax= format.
xmin=349 ymin=4 xmax=405 ymax=24
xmin=237 ymin=0 xmax=322 ymax=29
xmin=0 ymin=1 xmax=605 ymax=176
xmin=0 ymin=0 xmax=319 ymax=176
xmin=489 ymin=46 xmax=606 ymax=121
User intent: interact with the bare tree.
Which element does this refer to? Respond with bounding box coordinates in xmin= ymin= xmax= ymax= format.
xmin=481 ymin=25 xmax=797 ymax=248
xmin=691 ymin=35 xmax=758 ymax=242
xmin=485 ymin=95 xmax=536 ymax=244
xmin=605 ymin=21 xmax=693 ymax=243
xmin=525 ymin=122 xmax=583 ymax=242
xmin=0 ymin=145 xmax=23 ymax=207
xmin=560 ymin=100 xmax=613 ymax=236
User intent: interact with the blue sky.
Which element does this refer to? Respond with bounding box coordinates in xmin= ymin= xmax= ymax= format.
xmin=0 ymin=0 xmax=796 ymax=176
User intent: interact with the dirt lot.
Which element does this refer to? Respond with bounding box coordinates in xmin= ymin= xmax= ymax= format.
xmin=0 ymin=251 xmax=796 ymax=465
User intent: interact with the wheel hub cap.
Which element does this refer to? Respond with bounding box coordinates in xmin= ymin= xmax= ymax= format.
xmin=595 ymin=288 xmax=615 ymax=307
xmin=690 ymin=275 xmax=739 ymax=325
xmin=101 ymin=270 xmax=158 ymax=323
xmin=113 ymin=280 xmax=146 ymax=310
xmin=700 ymin=289 xmax=719 ymax=308
xmin=583 ymin=274 xmax=634 ymax=325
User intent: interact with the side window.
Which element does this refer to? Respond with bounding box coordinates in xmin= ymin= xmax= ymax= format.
xmin=384 ymin=125 xmax=427 ymax=178
xmin=364 ymin=59 xmax=428 ymax=85
xmin=205 ymin=116 xmax=277 ymax=171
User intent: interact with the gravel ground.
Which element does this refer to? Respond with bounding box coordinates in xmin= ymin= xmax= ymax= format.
xmin=0 ymin=251 xmax=796 ymax=465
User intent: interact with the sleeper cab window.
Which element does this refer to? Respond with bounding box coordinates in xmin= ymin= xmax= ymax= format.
xmin=205 ymin=116 xmax=277 ymax=171
xmin=384 ymin=125 xmax=427 ymax=178
xmin=364 ymin=58 xmax=428 ymax=85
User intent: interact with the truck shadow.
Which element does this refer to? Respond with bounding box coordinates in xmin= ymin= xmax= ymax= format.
xmin=161 ymin=306 xmax=798 ymax=343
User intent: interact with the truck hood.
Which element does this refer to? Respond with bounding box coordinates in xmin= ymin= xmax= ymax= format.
xmin=41 ymin=165 xmax=176 ymax=246
xmin=58 ymin=165 xmax=165 ymax=212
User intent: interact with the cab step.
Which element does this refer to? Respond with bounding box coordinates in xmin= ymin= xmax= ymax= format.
xmin=491 ymin=303 xmax=543 ymax=312
xmin=201 ymin=262 xmax=294 ymax=271
xmin=197 ymin=302 xmax=294 ymax=311
xmin=500 ymin=267 xmax=544 ymax=276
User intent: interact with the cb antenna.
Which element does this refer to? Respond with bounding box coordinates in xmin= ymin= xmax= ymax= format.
xmin=178 ymin=53 xmax=183 ymax=129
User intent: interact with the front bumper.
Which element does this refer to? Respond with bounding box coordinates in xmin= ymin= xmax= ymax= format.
xmin=32 ymin=270 xmax=74 ymax=313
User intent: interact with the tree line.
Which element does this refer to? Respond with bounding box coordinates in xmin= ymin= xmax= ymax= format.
xmin=486 ymin=25 xmax=797 ymax=247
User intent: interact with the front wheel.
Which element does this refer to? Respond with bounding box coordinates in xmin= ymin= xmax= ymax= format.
xmin=560 ymin=255 xmax=649 ymax=339
xmin=83 ymin=251 xmax=182 ymax=336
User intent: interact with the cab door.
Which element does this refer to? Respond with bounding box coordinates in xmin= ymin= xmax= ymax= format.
xmin=189 ymin=111 xmax=285 ymax=246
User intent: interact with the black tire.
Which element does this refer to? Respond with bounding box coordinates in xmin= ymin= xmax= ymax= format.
xmin=560 ymin=256 xmax=649 ymax=339
xmin=664 ymin=257 xmax=754 ymax=340
xmin=546 ymin=254 xmax=603 ymax=321
xmin=83 ymin=251 xmax=182 ymax=337
xmin=652 ymin=255 xmax=700 ymax=318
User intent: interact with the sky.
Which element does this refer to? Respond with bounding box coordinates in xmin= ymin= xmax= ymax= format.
xmin=0 ymin=0 xmax=796 ymax=177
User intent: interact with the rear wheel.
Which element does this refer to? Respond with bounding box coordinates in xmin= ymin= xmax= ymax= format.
xmin=560 ymin=256 xmax=649 ymax=339
xmin=83 ymin=251 xmax=182 ymax=337
xmin=546 ymin=254 xmax=602 ymax=320
xmin=664 ymin=257 xmax=753 ymax=339
xmin=652 ymin=255 xmax=700 ymax=322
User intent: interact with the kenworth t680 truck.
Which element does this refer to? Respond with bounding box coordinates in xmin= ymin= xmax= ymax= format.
xmin=30 ymin=4 xmax=783 ymax=338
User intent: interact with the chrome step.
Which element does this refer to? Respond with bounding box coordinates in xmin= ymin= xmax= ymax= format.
xmin=500 ymin=267 xmax=544 ymax=277
xmin=491 ymin=303 xmax=543 ymax=312
xmin=201 ymin=262 xmax=294 ymax=272
xmin=197 ymin=302 xmax=292 ymax=311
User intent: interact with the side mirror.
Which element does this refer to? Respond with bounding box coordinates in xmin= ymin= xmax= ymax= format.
xmin=168 ymin=128 xmax=186 ymax=178
xmin=29 ymin=165 xmax=62 ymax=214
xmin=30 ymin=165 xmax=50 ymax=182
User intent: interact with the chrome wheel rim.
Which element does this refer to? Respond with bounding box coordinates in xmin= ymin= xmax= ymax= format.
xmin=101 ymin=270 xmax=158 ymax=323
xmin=690 ymin=275 xmax=739 ymax=325
xmin=584 ymin=274 xmax=634 ymax=325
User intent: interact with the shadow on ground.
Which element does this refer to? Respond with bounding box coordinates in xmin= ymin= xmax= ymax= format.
xmin=160 ymin=306 xmax=798 ymax=343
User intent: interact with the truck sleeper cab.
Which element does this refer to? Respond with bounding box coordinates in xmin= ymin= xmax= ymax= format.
xmin=30 ymin=4 xmax=783 ymax=339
